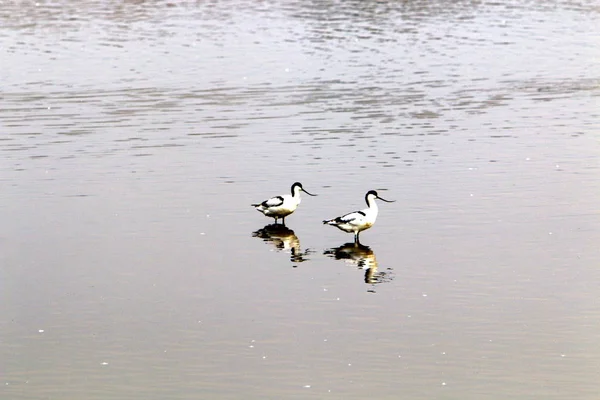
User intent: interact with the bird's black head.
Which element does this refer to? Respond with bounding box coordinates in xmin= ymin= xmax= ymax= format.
xmin=365 ymin=190 xmax=378 ymax=204
xmin=365 ymin=190 xmax=394 ymax=204
xmin=292 ymin=182 xmax=317 ymax=196
xmin=292 ymin=182 xmax=303 ymax=190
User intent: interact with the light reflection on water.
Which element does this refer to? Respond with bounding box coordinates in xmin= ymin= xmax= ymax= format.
xmin=324 ymin=242 xmax=394 ymax=293
xmin=2 ymin=0 xmax=600 ymax=399
xmin=253 ymin=224 xmax=313 ymax=264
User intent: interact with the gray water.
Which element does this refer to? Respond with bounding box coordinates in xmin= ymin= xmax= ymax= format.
xmin=2 ymin=0 xmax=600 ymax=398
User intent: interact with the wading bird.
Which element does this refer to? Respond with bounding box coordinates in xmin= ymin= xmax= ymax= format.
xmin=252 ymin=182 xmax=317 ymax=225
xmin=323 ymin=190 xmax=394 ymax=244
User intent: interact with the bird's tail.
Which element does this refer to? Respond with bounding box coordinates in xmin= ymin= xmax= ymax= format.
xmin=251 ymin=203 xmax=260 ymax=207
xmin=323 ymin=219 xmax=331 ymax=224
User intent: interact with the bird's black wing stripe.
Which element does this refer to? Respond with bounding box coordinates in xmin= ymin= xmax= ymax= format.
xmin=337 ymin=210 xmax=363 ymax=223
xmin=262 ymin=196 xmax=284 ymax=207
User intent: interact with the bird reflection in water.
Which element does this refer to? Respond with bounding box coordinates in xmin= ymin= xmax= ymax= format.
xmin=252 ymin=224 xmax=312 ymax=263
xmin=324 ymin=243 xmax=393 ymax=292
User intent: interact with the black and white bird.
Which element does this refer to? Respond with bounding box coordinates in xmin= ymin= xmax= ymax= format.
xmin=323 ymin=190 xmax=394 ymax=244
xmin=252 ymin=182 xmax=317 ymax=225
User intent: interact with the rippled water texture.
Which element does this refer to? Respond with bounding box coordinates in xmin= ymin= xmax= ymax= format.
xmin=2 ymin=0 xmax=600 ymax=398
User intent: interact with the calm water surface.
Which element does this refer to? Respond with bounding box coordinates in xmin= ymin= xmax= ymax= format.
xmin=2 ymin=0 xmax=599 ymax=398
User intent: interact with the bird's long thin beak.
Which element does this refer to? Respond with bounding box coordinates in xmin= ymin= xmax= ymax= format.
xmin=302 ymin=188 xmax=317 ymax=196
xmin=377 ymin=195 xmax=395 ymax=203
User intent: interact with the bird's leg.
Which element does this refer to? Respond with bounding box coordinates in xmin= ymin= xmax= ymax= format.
xmin=274 ymin=217 xmax=278 ymax=224
xmin=282 ymin=217 xmax=286 ymax=226
xmin=354 ymin=232 xmax=360 ymax=246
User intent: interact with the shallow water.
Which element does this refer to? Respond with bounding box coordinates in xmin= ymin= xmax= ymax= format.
xmin=2 ymin=0 xmax=600 ymax=398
